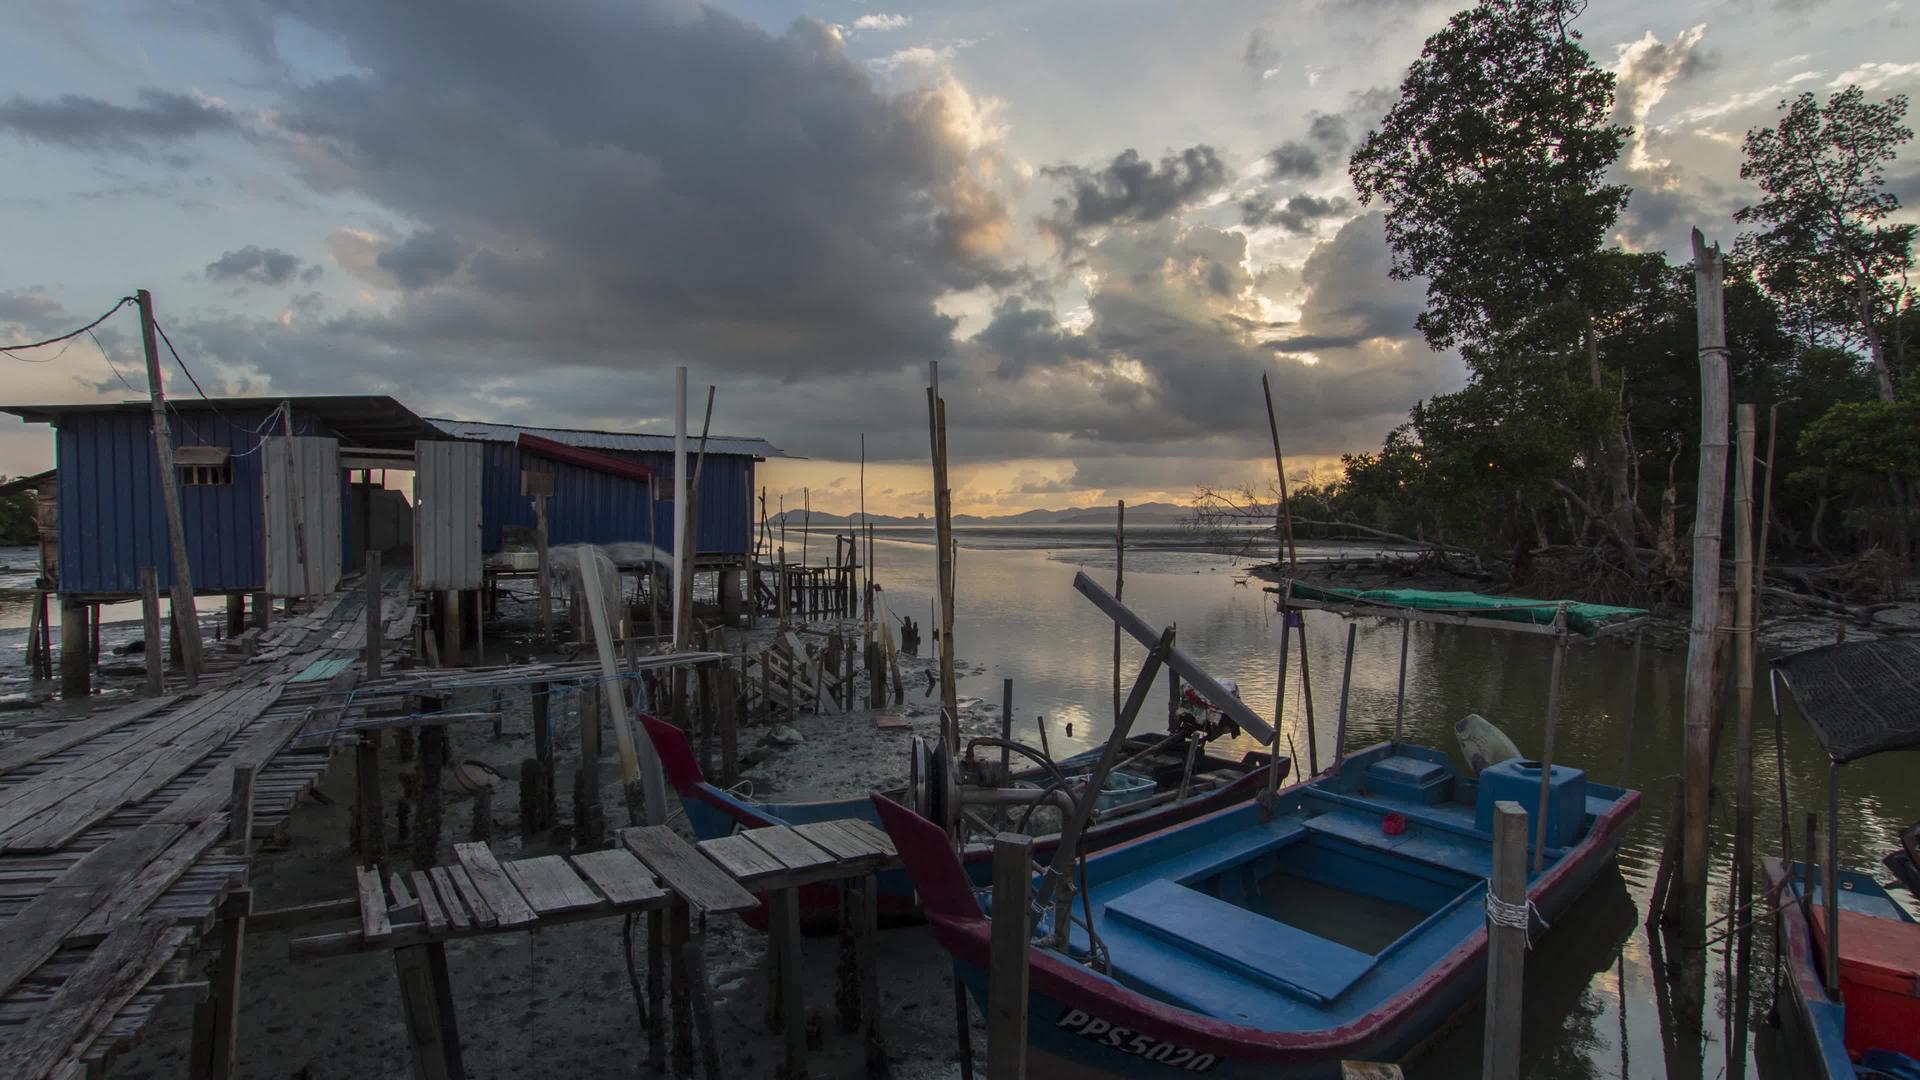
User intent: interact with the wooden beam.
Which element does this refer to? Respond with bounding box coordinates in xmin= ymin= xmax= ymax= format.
xmin=137 ymin=288 xmax=202 ymax=684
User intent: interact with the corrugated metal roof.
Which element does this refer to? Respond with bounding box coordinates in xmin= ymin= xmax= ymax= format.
xmin=5 ymin=396 xmax=441 ymax=450
xmin=428 ymin=418 xmax=794 ymax=459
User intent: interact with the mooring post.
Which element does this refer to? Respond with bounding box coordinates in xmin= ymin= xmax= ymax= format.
xmin=1483 ymin=800 xmax=1527 ymax=1080
xmin=365 ymin=550 xmax=383 ymax=681
xmin=988 ymin=832 xmax=1034 ymax=1080
xmin=141 ymin=567 xmax=164 ymax=694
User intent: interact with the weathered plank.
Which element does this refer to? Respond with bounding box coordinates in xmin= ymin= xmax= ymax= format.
xmin=791 ymin=820 xmax=885 ymax=863
xmin=503 ymin=855 xmax=604 ymax=915
xmin=620 ymin=826 xmax=758 ymax=915
xmin=453 ymin=843 xmax=537 ymax=927
xmin=741 ymin=825 xmax=839 ymax=874
xmin=151 ymin=687 xmax=328 ymax=826
xmin=426 ymin=867 xmax=470 ymax=931
xmin=388 ymin=870 xmax=420 ymax=922
xmin=357 ymin=865 xmax=392 ymax=941
xmin=443 ymin=862 xmax=497 ymax=929
xmin=410 ymin=870 xmax=448 ymax=933
xmin=70 ymin=818 xmax=229 ymax=941
xmin=0 ymin=917 xmax=190 ymax=1080
xmin=835 ymin=818 xmax=899 ymax=859
xmin=568 ymin=848 xmax=668 ymax=907
xmin=0 ymin=694 xmax=181 ymax=778
xmin=696 ymin=834 xmax=788 ymax=884
xmin=0 ymin=823 xmax=186 ymax=999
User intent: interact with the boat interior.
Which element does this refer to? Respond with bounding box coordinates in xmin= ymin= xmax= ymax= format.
xmin=1023 ymin=741 xmax=1634 ymax=1030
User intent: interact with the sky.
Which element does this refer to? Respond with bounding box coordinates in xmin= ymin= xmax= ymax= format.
xmin=1 ymin=0 xmax=1915 ymax=517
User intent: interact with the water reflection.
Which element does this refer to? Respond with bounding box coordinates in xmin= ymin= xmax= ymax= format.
xmin=870 ymin=525 xmax=1920 ymax=1078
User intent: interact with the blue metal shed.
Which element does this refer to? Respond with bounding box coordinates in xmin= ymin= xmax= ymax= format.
xmin=3 ymin=396 xmax=442 ymax=596
xmin=429 ymin=419 xmax=787 ymax=556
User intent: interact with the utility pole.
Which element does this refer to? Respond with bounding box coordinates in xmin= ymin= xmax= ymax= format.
xmin=138 ymin=289 xmax=202 ymax=685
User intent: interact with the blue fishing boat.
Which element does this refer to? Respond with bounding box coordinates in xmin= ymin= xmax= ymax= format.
xmin=877 ymin=578 xmax=1648 ymax=1076
xmin=1762 ymin=638 xmax=1920 ymax=1078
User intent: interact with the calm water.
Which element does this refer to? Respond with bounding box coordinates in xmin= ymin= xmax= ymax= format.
xmin=861 ymin=523 xmax=1920 ymax=1079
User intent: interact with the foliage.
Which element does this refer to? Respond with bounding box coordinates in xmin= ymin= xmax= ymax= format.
xmin=1348 ymin=0 xmax=1629 ymax=358
xmin=0 ymin=484 xmax=37 ymax=547
xmin=1794 ymin=390 xmax=1920 ymax=547
xmin=1735 ymin=87 xmax=1916 ymax=399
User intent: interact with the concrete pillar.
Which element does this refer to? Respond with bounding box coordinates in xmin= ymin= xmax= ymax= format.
xmin=60 ymin=594 xmax=91 ymax=699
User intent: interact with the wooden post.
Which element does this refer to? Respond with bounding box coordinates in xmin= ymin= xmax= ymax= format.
xmin=141 ymin=567 xmax=165 ymax=694
xmin=1679 ymin=228 xmax=1732 ymax=936
xmin=190 ymin=887 xmax=251 ymax=1080
xmin=394 ymin=942 xmax=466 ymax=1080
xmin=356 ymin=733 xmax=386 ymax=867
xmin=414 ymin=699 xmax=445 ymax=871
xmin=1532 ymin=616 xmax=1569 ymax=874
xmin=224 ymin=593 xmax=245 ymax=638
xmin=1391 ymin=620 xmax=1410 ymax=746
xmin=988 ymin=833 xmax=1033 ymax=1080
xmin=647 ymin=909 xmax=667 ymax=1067
xmin=59 ymin=594 xmax=89 ymax=699
xmin=1482 ymin=801 xmax=1527 ymax=1080
xmin=1333 ymin=621 xmax=1357 ymax=771
xmin=250 ymin=591 xmax=270 ymax=631
xmin=532 ymin=682 xmax=555 ymax=830
xmin=1731 ymin=404 xmax=1759 ymax=925
xmin=364 ymin=550 xmax=384 ymax=680
xmin=928 ymin=364 xmax=959 ymax=757
xmin=772 ymin=887 xmax=806 ymax=1079
xmin=718 ymin=666 xmax=739 ymax=785
xmin=442 ymin=590 xmax=462 ymax=667
xmin=527 ymin=471 xmax=554 ymax=645
xmin=1113 ymin=500 xmax=1124 ymax=726
xmin=1261 ymin=372 xmax=1299 ymax=571
xmin=136 ymin=289 xmax=203 ymax=685
xmin=228 ymin=764 xmax=256 ymax=846
xmin=669 ymin=905 xmax=694 ymax=1076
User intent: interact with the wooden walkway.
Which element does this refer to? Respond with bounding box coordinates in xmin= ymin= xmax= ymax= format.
xmin=293 ymin=819 xmax=900 ymax=1080
xmin=0 ymin=572 xmax=417 ymax=1079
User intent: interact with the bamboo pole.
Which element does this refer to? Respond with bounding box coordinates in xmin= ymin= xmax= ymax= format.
xmin=1333 ymin=622 xmax=1357 ymax=771
xmin=1113 ymin=500 xmax=1124 ymax=726
xmin=1678 ymin=228 xmax=1732 ymax=937
xmin=928 ymin=364 xmax=958 ymax=757
xmin=1261 ymin=372 xmax=1297 ymax=571
xmin=672 ymin=367 xmax=687 ymax=648
xmin=1731 ymin=404 xmax=1759 ymax=937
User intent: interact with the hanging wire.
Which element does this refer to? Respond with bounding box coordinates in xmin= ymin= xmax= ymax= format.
xmin=90 ymin=328 xmax=141 ymax=393
xmin=0 ymin=296 xmax=135 ymax=359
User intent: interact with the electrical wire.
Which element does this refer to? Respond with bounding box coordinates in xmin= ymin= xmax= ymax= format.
xmin=90 ymin=329 xmax=141 ymax=394
xmin=0 ymin=296 xmax=134 ymax=358
xmin=150 ymin=318 xmax=213 ymax=399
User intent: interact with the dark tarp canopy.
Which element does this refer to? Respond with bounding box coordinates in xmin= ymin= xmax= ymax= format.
xmin=1777 ymin=638 xmax=1920 ymax=764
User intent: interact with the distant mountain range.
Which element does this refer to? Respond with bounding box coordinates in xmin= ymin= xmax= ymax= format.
xmin=767 ymin=502 xmax=1194 ymax=528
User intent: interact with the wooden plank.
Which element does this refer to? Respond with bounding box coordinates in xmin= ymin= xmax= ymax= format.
xmin=443 ymin=862 xmax=497 ymax=929
xmin=791 ymin=820 xmax=881 ymax=863
xmin=503 ymin=855 xmax=604 ymax=915
xmin=70 ymin=818 xmax=229 ymax=941
xmin=741 ymin=824 xmax=838 ymax=874
xmin=568 ymin=848 xmax=668 ymax=907
xmin=0 ymin=917 xmax=190 ymax=1080
xmin=150 ymin=694 xmax=319 ymax=826
xmin=453 ymin=843 xmax=537 ymax=927
xmin=393 ymin=942 xmax=466 ymax=1080
xmin=428 ymin=867 xmax=471 ymax=931
xmin=357 ymin=865 xmax=392 ymax=941
xmin=410 ymin=870 xmax=448 ymax=933
xmin=388 ymin=870 xmax=421 ymax=922
xmin=0 ymin=693 xmax=180 ymax=777
xmin=873 ymin=711 xmax=910 ymax=731
xmin=697 ymin=834 xmax=788 ymax=884
xmin=0 ymin=822 xmax=186 ymax=999
xmin=835 ymin=818 xmax=899 ymax=859
xmin=619 ymin=826 xmax=758 ymax=915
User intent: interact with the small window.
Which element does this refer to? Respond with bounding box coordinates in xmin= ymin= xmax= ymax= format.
xmin=176 ymin=446 xmax=233 ymax=486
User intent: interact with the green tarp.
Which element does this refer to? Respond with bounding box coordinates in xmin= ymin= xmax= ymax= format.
xmin=1277 ymin=581 xmax=1646 ymax=637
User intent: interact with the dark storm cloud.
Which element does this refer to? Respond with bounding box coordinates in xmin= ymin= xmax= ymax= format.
xmin=0 ymin=89 xmax=235 ymax=155
xmin=205 ymin=246 xmax=302 ymax=286
xmin=1266 ymin=212 xmax=1428 ymax=354
xmin=1241 ymin=192 xmax=1351 ymax=234
xmin=1262 ymin=113 xmax=1349 ymax=180
xmin=196 ymin=0 xmax=1018 ymax=380
xmin=376 ymin=229 xmax=469 ymax=290
xmin=1043 ymin=146 xmax=1230 ymax=239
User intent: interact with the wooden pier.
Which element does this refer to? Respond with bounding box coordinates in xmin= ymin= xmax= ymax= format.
xmin=0 ymin=571 xmax=419 ymax=1078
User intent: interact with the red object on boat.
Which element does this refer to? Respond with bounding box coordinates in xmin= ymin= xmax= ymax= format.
xmin=1382 ymin=812 xmax=1407 ymax=836
xmin=1810 ymin=903 xmax=1920 ymax=1060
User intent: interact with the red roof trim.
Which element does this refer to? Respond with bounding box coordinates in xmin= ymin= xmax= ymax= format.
xmin=516 ymin=433 xmax=654 ymax=482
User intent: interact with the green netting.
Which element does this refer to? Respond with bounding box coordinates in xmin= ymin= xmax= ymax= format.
xmin=1278 ymin=581 xmax=1647 ymax=637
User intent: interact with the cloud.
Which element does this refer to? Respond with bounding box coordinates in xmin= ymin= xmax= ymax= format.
xmin=1613 ymin=25 xmax=1711 ymax=172
xmin=1261 ymin=113 xmax=1349 ymax=180
xmin=205 ymin=245 xmax=303 ymax=286
xmin=1241 ymin=192 xmax=1351 ymax=234
xmin=1266 ymin=211 xmax=1428 ymax=355
xmin=0 ymin=89 xmax=235 ymax=156
xmin=376 ymin=228 xmax=469 ymax=290
xmin=209 ymin=2 xmax=1019 ymax=381
xmin=852 ymin=13 xmax=910 ymax=32
xmin=1830 ymin=61 xmax=1920 ymax=92
xmin=1042 ymin=146 xmax=1230 ymax=246
xmin=1243 ymin=28 xmax=1280 ymax=77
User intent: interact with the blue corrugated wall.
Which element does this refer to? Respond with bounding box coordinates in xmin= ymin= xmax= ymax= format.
xmin=477 ymin=444 xmax=754 ymax=555
xmin=55 ymin=407 xmax=340 ymax=595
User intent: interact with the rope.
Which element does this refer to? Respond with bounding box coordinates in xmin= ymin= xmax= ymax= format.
xmin=1485 ymin=891 xmax=1548 ymax=949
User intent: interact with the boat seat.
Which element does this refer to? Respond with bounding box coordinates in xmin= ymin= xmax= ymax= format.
xmin=1303 ymin=808 xmax=1493 ymax=880
xmin=1361 ymin=755 xmax=1453 ymax=805
xmin=1106 ymin=878 xmax=1374 ymax=1005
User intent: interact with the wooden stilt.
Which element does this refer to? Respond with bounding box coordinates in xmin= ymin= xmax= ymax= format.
xmin=250 ymin=591 xmax=270 ymax=631
xmin=774 ymin=887 xmax=806 ymax=1079
xmin=190 ymin=887 xmax=251 ymax=1080
xmin=670 ymin=905 xmax=694 ymax=1076
xmin=393 ymin=942 xmax=466 ymax=1080
xmin=225 ymin=593 xmax=246 ymax=638
xmin=141 ymin=568 xmax=165 ymax=695
xmin=356 ymin=733 xmax=386 ymax=867
xmin=60 ymin=593 xmax=89 ymax=700
xmin=365 ymin=550 xmax=384 ymax=680
xmin=1482 ymin=801 xmax=1527 ymax=1080
xmin=649 ymin=909 xmax=667 ymax=1068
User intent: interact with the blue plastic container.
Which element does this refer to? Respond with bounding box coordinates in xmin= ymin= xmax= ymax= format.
xmin=1474 ymin=758 xmax=1588 ymax=848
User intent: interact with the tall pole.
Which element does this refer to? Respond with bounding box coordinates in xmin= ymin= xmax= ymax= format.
xmin=1261 ymin=372 xmax=1297 ymax=572
xmin=1678 ymin=228 xmax=1732 ymax=937
xmin=928 ymin=363 xmax=958 ymax=760
xmin=1113 ymin=500 xmax=1124 ymax=726
xmin=137 ymin=289 xmax=202 ymax=686
xmin=672 ymin=367 xmax=688 ymax=648
xmin=860 ymin=433 xmax=870 ymax=630
xmin=1732 ymin=404 xmax=1759 ymax=934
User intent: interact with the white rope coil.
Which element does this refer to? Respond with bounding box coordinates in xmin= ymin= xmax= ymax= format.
xmin=1484 ymin=892 xmax=1548 ymax=949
